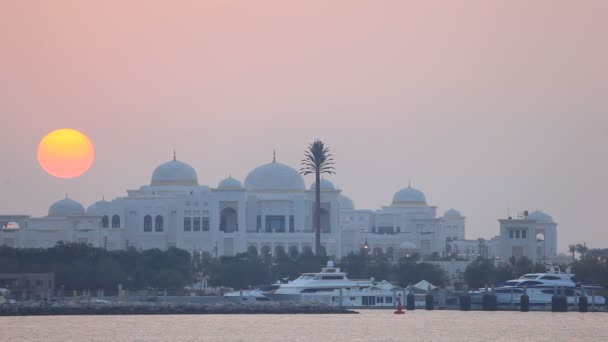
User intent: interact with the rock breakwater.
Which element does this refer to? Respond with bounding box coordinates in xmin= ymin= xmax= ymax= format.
xmin=0 ymin=301 xmax=357 ymax=316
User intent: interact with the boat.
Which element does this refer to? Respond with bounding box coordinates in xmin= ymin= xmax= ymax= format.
xmin=0 ymin=288 xmax=8 ymax=304
xmin=223 ymin=289 xmax=271 ymax=302
xmin=469 ymin=264 xmax=606 ymax=307
xmin=262 ymin=262 xmax=431 ymax=308
xmin=263 ymin=261 xmax=375 ymax=302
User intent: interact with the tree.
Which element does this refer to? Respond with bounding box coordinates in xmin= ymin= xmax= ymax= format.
xmin=464 ymin=258 xmax=496 ymax=289
xmin=576 ymin=243 xmax=589 ymax=260
xmin=568 ymin=244 xmax=577 ymax=263
xmin=394 ymin=261 xmax=448 ymax=288
xmin=300 ymin=139 xmax=335 ymax=255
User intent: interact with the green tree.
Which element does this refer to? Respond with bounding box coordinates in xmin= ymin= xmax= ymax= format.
xmin=464 ymin=258 xmax=496 ymax=289
xmin=394 ymin=261 xmax=448 ymax=288
xmin=568 ymin=244 xmax=577 ymax=263
xmin=494 ymin=262 xmax=514 ymax=284
xmin=300 ymin=139 xmax=335 ymax=255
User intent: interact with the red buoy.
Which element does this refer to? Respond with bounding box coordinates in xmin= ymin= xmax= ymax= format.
xmin=394 ymin=296 xmax=405 ymax=314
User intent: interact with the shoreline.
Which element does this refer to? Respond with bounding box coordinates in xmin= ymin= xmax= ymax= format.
xmin=0 ymin=301 xmax=357 ymax=316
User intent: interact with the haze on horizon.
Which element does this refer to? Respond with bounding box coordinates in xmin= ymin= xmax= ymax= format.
xmin=1 ymin=1 xmax=606 ymax=251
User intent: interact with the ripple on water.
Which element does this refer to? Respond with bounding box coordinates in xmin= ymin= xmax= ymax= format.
xmin=0 ymin=310 xmax=607 ymax=342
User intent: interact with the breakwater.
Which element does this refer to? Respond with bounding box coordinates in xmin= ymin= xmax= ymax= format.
xmin=0 ymin=301 xmax=357 ymax=316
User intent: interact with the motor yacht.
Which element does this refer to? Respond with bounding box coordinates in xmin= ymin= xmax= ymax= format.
xmin=263 ymin=261 xmax=374 ymax=302
xmin=469 ymin=264 xmax=605 ymax=307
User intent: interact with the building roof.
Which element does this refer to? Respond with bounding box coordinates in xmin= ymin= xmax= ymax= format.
xmin=218 ymin=176 xmax=243 ymax=189
xmin=150 ymin=159 xmax=198 ymax=186
xmin=310 ymin=178 xmax=335 ymax=191
xmin=244 ymin=159 xmax=305 ymax=191
xmin=392 ymin=186 xmax=426 ymax=205
xmin=48 ymin=197 xmax=85 ymax=217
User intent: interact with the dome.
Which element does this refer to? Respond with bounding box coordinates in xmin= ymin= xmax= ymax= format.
xmin=49 ymin=197 xmax=85 ymax=217
xmin=86 ymin=198 xmax=109 ymax=214
xmin=399 ymin=241 xmax=417 ymax=249
xmin=218 ymin=176 xmax=242 ymax=189
xmin=244 ymin=160 xmax=305 ymax=191
xmin=392 ymin=186 xmax=426 ymax=205
xmin=339 ymin=194 xmax=355 ymax=210
xmin=151 ymin=159 xmax=198 ymax=186
xmin=527 ymin=210 xmax=553 ymax=223
xmin=310 ymin=179 xmax=335 ymax=191
xmin=139 ymin=185 xmax=153 ymax=195
xmin=444 ymin=208 xmax=461 ymax=218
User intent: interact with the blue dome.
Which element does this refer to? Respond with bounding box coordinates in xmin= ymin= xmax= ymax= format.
xmin=218 ymin=176 xmax=242 ymax=189
xmin=151 ymin=159 xmax=198 ymax=186
xmin=444 ymin=208 xmax=461 ymax=218
xmin=49 ymin=197 xmax=85 ymax=217
xmin=245 ymin=160 xmax=305 ymax=191
xmin=527 ymin=210 xmax=553 ymax=223
xmin=86 ymin=198 xmax=109 ymax=214
xmin=392 ymin=187 xmax=426 ymax=205
xmin=310 ymin=179 xmax=335 ymax=191
xmin=339 ymin=194 xmax=355 ymax=210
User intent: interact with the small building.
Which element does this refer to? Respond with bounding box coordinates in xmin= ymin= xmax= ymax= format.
xmin=0 ymin=273 xmax=55 ymax=300
xmin=498 ymin=210 xmax=557 ymax=264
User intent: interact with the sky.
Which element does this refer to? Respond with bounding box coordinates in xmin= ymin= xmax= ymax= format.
xmin=1 ymin=1 xmax=607 ymax=251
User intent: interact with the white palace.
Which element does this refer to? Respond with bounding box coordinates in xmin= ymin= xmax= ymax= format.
xmin=0 ymin=154 xmax=558 ymax=263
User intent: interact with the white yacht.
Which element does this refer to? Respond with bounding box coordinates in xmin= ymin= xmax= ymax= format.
xmin=470 ymin=264 xmax=605 ymax=307
xmin=263 ymin=261 xmax=374 ymax=302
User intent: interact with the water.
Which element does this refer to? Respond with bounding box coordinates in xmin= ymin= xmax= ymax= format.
xmin=0 ymin=310 xmax=606 ymax=341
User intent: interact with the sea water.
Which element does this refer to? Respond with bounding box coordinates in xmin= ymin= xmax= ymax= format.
xmin=0 ymin=310 xmax=606 ymax=341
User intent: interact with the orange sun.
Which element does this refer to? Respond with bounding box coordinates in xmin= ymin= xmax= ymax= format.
xmin=37 ymin=128 xmax=95 ymax=178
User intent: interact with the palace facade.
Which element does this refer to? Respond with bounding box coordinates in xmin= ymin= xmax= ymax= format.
xmin=0 ymin=154 xmax=557 ymax=262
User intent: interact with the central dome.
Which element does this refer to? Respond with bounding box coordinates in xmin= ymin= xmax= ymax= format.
xmin=392 ymin=186 xmax=426 ymax=205
xmin=310 ymin=179 xmax=335 ymax=191
xmin=245 ymin=160 xmax=305 ymax=191
xmin=218 ymin=176 xmax=243 ymax=189
xmin=49 ymin=197 xmax=85 ymax=217
xmin=151 ymin=159 xmax=198 ymax=186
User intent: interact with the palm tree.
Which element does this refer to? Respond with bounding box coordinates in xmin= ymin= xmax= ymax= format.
xmin=568 ymin=244 xmax=577 ymax=263
xmin=300 ymin=139 xmax=335 ymax=256
xmin=576 ymin=243 xmax=589 ymax=260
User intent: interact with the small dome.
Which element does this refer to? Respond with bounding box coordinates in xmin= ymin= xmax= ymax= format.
xmin=399 ymin=241 xmax=417 ymax=249
xmin=49 ymin=197 xmax=85 ymax=217
xmin=444 ymin=208 xmax=461 ymax=218
xmin=151 ymin=159 xmax=198 ymax=186
xmin=527 ymin=210 xmax=553 ymax=223
xmin=392 ymin=186 xmax=426 ymax=205
xmin=244 ymin=160 xmax=305 ymax=191
xmin=218 ymin=176 xmax=242 ymax=189
xmin=339 ymin=194 xmax=355 ymax=210
xmin=86 ymin=198 xmax=109 ymax=214
xmin=139 ymin=185 xmax=154 ymax=195
xmin=310 ymin=179 xmax=335 ymax=191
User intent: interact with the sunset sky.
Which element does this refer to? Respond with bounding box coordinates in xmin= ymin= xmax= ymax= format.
xmin=1 ymin=1 xmax=607 ymax=251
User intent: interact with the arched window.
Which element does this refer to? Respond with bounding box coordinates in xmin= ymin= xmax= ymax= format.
xmin=111 ymin=215 xmax=120 ymax=228
xmin=261 ymin=245 xmax=271 ymax=256
xmin=301 ymin=245 xmax=313 ymax=256
xmin=319 ymin=208 xmax=330 ymax=233
xmin=155 ymin=215 xmax=164 ymax=232
xmin=274 ymin=245 xmax=286 ymax=258
xmin=101 ymin=215 xmax=109 ymax=228
xmin=143 ymin=215 xmax=152 ymax=232
xmin=288 ymin=245 xmax=299 ymax=258
xmin=247 ymin=245 xmax=258 ymax=256
xmin=220 ymin=207 xmax=238 ymax=233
